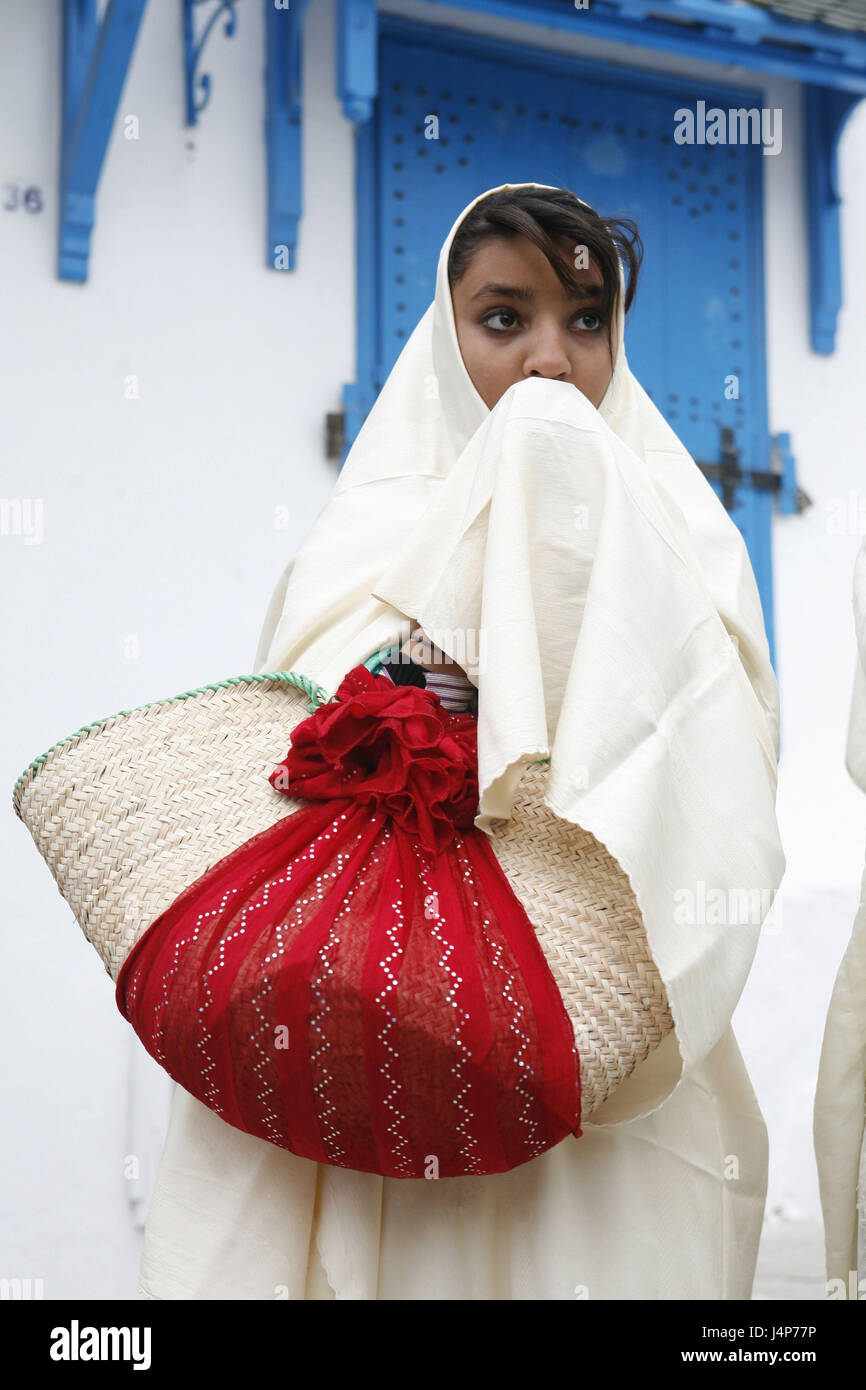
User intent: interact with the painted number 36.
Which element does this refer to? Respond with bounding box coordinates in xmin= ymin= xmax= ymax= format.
xmin=3 ymin=184 xmax=43 ymax=213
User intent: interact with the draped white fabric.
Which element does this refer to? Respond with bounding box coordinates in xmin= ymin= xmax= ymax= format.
xmin=372 ymin=375 xmax=783 ymax=1117
xmin=137 ymin=184 xmax=784 ymax=1299
xmin=814 ymin=538 xmax=866 ymax=1291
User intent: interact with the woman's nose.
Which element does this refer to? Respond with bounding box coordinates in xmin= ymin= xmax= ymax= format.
xmin=523 ymin=330 xmax=571 ymax=381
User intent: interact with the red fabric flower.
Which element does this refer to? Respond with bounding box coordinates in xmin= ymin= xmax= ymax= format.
xmin=269 ymin=664 xmax=479 ymax=856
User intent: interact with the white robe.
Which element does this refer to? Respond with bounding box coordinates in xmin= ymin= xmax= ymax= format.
xmin=139 ymin=1025 xmax=766 ymax=1300
xmin=813 ymin=538 xmax=866 ymax=1291
xmin=136 ymin=183 xmax=782 ymax=1300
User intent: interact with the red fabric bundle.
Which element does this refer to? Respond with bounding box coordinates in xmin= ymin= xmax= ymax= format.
xmin=116 ymin=665 xmax=581 ymax=1178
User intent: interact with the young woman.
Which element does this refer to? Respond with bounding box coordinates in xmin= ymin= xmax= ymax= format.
xmin=136 ymin=184 xmax=784 ymax=1300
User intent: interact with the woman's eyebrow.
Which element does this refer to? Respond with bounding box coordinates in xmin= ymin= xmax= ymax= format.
xmin=471 ymin=281 xmax=604 ymax=302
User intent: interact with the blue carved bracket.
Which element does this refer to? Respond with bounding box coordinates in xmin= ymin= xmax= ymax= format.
xmin=59 ymin=0 xmax=148 ymax=282
xmin=337 ymin=0 xmax=377 ymax=125
xmin=183 ymin=1 xmax=239 ymax=127
xmin=804 ymin=86 xmax=864 ymax=355
xmin=266 ymin=0 xmax=311 ymax=270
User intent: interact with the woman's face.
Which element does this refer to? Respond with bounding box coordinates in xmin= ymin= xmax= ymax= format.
xmin=451 ymin=234 xmax=614 ymax=411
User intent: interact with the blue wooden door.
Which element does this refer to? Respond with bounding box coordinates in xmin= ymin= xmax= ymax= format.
xmin=348 ymin=16 xmax=776 ymax=662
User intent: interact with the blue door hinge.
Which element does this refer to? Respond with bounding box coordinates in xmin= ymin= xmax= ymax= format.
xmin=770 ymin=431 xmax=811 ymax=516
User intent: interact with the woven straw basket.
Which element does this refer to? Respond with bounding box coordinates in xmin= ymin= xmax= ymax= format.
xmin=12 ymin=658 xmax=673 ymax=1123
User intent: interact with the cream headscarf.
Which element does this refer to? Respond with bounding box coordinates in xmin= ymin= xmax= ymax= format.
xmin=255 ymin=182 xmax=786 ymax=1123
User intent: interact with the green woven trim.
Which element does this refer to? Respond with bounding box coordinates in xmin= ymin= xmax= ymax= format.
xmin=11 ymin=668 xmax=328 ymax=806
xmin=364 ymin=640 xmax=404 ymax=675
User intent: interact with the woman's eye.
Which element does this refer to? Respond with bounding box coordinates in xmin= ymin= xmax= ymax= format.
xmin=481 ymin=309 xmax=519 ymax=331
xmin=575 ymin=311 xmax=603 ymax=332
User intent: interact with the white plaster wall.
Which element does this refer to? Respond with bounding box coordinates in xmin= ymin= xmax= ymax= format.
xmin=1 ymin=0 xmax=863 ymax=1298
